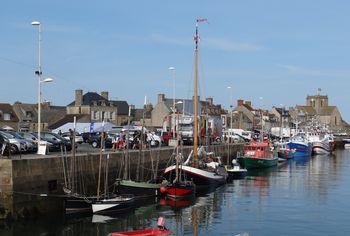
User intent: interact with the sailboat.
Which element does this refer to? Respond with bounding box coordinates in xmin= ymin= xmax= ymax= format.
xmin=116 ymin=106 xmax=168 ymax=198
xmin=91 ymin=147 xmax=134 ymax=214
xmin=164 ymin=19 xmax=228 ymax=192
xmin=63 ymin=117 xmax=99 ymax=214
xmin=165 ymin=135 xmax=195 ymax=199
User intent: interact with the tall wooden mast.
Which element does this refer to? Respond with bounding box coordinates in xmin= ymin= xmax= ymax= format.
xmin=193 ymin=22 xmax=199 ymax=167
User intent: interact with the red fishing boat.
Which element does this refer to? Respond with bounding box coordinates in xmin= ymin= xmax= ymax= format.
xmin=109 ymin=217 xmax=171 ymax=236
xmin=166 ymin=181 xmax=195 ymax=199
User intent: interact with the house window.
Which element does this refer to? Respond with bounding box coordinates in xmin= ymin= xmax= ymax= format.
xmin=102 ymin=112 xmax=105 ymax=121
xmin=335 ymin=116 xmax=337 ymax=125
xmin=3 ymin=113 xmax=11 ymax=121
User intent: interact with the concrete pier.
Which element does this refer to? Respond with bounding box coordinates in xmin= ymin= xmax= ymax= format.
xmin=0 ymin=144 xmax=243 ymax=220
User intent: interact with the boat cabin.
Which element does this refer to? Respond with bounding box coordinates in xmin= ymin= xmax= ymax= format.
xmin=244 ymin=141 xmax=272 ymax=158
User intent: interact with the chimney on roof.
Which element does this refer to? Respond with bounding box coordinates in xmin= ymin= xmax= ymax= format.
xmin=237 ymin=99 xmax=244 ymax=107
xmin=206 ymin=97 xmax=213 ymax=105
xmin=101 ymin=91 xmax=109 ymax=100
xmin=158 ymin=94 xmax=165 ymax=103
xmin=244 ymin=101 xmax=252 ymax=107
xmin=129 ymin=104 xmax=135 ymax=110
xmin=75 ymin=89 xmax=83 ymax=106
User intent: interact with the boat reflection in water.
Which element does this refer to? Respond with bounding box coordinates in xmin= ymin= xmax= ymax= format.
xmin=159 ymin=196 xmax=196 ymax=210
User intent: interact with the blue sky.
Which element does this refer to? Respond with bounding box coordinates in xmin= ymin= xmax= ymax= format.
xmin=1 ymin=1 xmax=350 ymax=121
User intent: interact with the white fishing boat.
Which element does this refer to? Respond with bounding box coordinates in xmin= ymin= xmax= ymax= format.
xmin=308 ymin=133 xmax=334 ymax=155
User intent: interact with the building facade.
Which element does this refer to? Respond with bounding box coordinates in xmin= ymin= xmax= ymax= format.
xmin=66 ymin=89 xmax=129 ymax=125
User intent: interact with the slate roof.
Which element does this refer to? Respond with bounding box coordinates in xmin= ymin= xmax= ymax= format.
xmin=13 ymin=102 xmax=38 ymax=120
xmin=68 ymin=92 xmax=129 ymax=116
xmin=318 ymin=106 xmax=336 ymax=116
xmin=275 ymin=107 xmax=290 ymax=117
xmin=164 ymin=98 xmax=201 ymax=115
xmin=67 ymin=92 xmax=108 ymax=106
xmin=242 ymin=104 xmax=254 ymax=111
xmin=41 ymin=107 xmax=66 ymax=124
xmin=296 ymin=106 xmax=317 ymax=116
xmin=132 ymin=108 xmax=152 ymax=120
xmin=110 ymin=100 xmax=129 ymax=115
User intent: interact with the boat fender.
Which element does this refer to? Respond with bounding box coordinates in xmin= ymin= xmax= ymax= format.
xmin=157 ymin=217 xmax=167 ymax=230
xmin=160 ymin=186 xmax=168 ymax=194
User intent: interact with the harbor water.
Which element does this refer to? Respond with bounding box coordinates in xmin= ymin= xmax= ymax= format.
xmin=1 ymin=149 xmax=350 ymax=235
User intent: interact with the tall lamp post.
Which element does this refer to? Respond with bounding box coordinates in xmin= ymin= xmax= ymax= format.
xmin=259 ymin=97 xmax=264 ymax=138
xmin=227 ymin=86 xmax=233 ymax=129
xmin=31 ymin=21 xmax=53 ymax=153
xmin=169 ymin=67 xmax=176 ymax=138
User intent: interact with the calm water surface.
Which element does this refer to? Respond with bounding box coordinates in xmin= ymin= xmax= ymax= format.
xmin=2 ymin=150 xmax=350 ymax=236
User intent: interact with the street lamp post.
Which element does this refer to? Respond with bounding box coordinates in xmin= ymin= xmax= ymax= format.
xmin=32 ymin=21 xmax=53 ymax=153
xmin=227 ymin=86 xmax=233 ymax=130
xmin=259 ymin=97 xmax=264 ymax=139
xmin=169 ymin=67 xmax=176 ymax=138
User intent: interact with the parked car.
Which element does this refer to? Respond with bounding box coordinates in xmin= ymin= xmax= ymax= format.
xmin=0 ymin=132 xmax=20 ymax=155
xmin=61 ymin=132 xmax=84 ymax=144
xmin=50 ymin=133 xmax=73 ymax=151
xmin=31 ymin=132 xmax=60 ymax=152
xmin=87 ymin=132 xmax=113 ymax=148
xmin=0 ymin=131 xmax=26 ymax=153
xmin=6 ymin=131 xmax=36 ymax=153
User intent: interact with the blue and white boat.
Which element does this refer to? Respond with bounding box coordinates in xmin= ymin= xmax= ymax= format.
xmin=286 ymin=136 xmax=311 ymax=157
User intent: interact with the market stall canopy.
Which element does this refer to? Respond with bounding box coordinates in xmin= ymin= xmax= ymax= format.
xmin=52 ymin=122 xmax=116 ymax=134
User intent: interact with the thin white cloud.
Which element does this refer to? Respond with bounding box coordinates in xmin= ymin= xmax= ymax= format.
xmin=149 ymin=33 xmax=190 ymax=47
xmin=204 ymin=37 xmax=263 ymax=52
xmin=278 ymin=64 xmax=350 ymax=78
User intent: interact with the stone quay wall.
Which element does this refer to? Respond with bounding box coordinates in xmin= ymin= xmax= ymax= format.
xmin=0 ymin=144 xmax=243 ymax=220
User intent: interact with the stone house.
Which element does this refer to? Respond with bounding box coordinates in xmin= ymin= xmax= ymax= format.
xmin=271 ymin=106 xmax=291 ymax=128
xmin=151 ymin=94 xmax=223 ymax=130
xmin=66 ymin=89 xmax=129 ymax=126
xmin=12 ymin=102 xmax=65 ymax=132
xmin=230 ymin=100 xmax=255 ymax=130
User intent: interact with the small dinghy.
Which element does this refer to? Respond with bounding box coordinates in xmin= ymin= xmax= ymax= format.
xmin=92 ymin=195 xmax=134 ymax=214
xmin=226 ymin=159 xmax=247 ymax=181
xmin=109 ymin=217 xmax=172 ymax=236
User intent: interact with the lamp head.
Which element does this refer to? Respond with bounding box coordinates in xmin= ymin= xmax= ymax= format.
xmin=168 ymin=67 xmax=175 ymax=70
xmin=31 ymin=21 xmax=41 ymax=26
xmin=43 ymin=78 xmax=53 ymax=83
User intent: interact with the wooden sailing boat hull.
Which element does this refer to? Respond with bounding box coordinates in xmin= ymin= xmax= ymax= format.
xmin=117 ymin=180 xmax=167 ymax=198
xmin=65 ymin=195 xmax=98 ymax=214
xmin=164 ymin=165 xmax=227 ymax=191
xmin=92 ymin=196 xmax=134 ymax=214
xmin=166 ymin=182 xmax=195 ymax=199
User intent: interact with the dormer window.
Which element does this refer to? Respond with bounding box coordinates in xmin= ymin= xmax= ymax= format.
xmin=4 ymin=113 xmax=11 ymax=121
